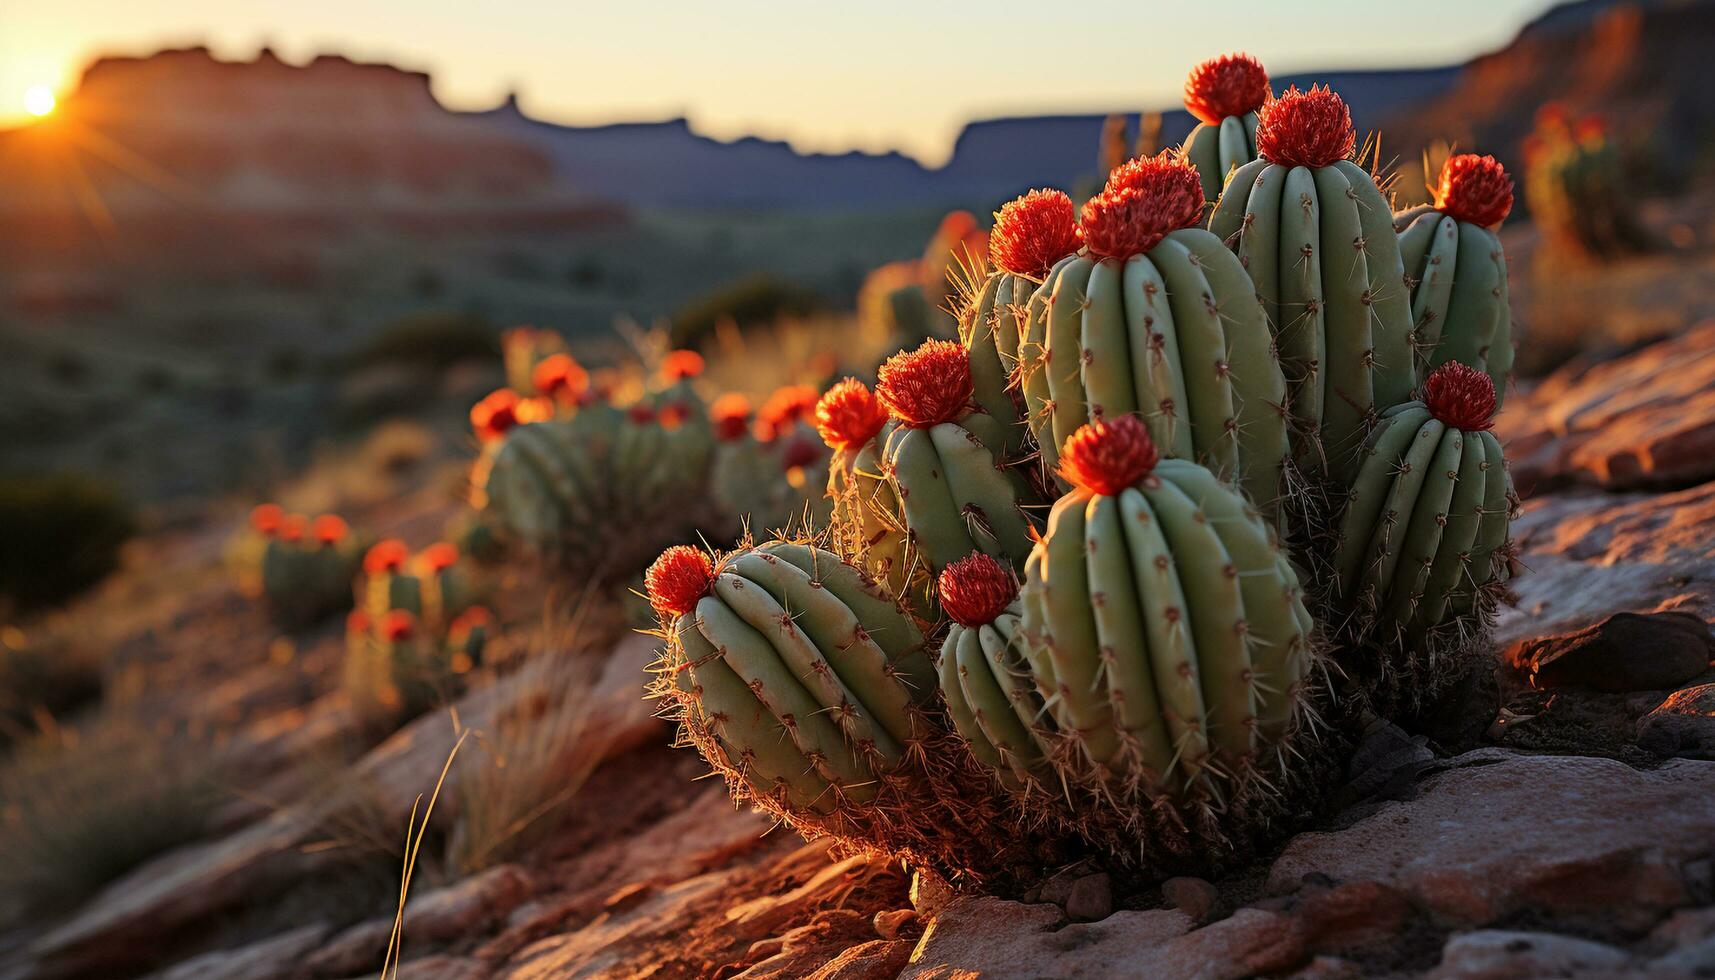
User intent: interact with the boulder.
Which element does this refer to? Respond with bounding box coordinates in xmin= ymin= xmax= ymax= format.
xmin=1503 ymin=611 xmax=1713 ymax=691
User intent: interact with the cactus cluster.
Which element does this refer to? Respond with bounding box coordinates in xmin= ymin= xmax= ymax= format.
xmin=1522 ymin=105 xmax=1649 ymax=263
xmin=230 ymin=505 xmax=363 ymax=626
xmin=858 ymin=211 xmax=989 ymax=346
xmin=640 ymin=58 xmax=1522 ymax=887
xmin=344 ymin=539 xmax=490 ymax=722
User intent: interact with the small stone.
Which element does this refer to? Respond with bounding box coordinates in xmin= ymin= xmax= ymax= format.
xmin=872 ymin=908 xmax=919 ymax=941
xmin=1160 ymin=877 xmax=1219 ymax=924
xmin=1504 ymin=611 xmax=1713 ymax=692
xmin=1063 ymin=873 xmax=1112 ymax=923
xmin=1638 ymin=683 xmax=1715 ymax=760
xmin=1427 ymin=930 xmax=1630 ymax=978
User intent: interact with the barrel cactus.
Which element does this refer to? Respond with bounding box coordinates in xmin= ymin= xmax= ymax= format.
xmin=1180 ymin=53 xmax=1271 ymax=207
xmin=1209 ymin=86 xmax=1415 ymax=479
xmin=254 ymin=511 xmax=361 ymax=626
xmin=1018 ymin=152 xmax=1289 ymax=516
xmin=346 ymin=541 xmax=488 ymax=722
xmin=1395 ymin=154 xmax=1515 ymax=401
xmin=962 ymin=189 xmax=1083 ymax=457
xmin=816 ymin=379 xmax=924 ymax=606
xmin=1014 ymin=415 xmax=1321 ymax=865
xmin=1325 ymin=363 xmax=1514 ymax=704
xmin=712 ymin=386 xmax=830 ymax=536
xmin=877 ymin=339 xmax=1042 ymax=575
xmin=647 ymin=540 xmax=1049 ymax=881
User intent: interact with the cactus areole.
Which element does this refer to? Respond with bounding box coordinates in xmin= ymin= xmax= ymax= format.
xmin=1434 ymin=153 xmax=1514 ymax=228
xmin=1255 ymin=85 xmax=1355 ymax=168
xmin=989 ymin=189 xmax=1082 ymax=279
xmin=875 ymin=339 xmax=973 ymax=428
xmin=1183 ymin=53 xmax=1270 ymax=126
xmin=1421 ymin=362 xmax=1498 ymax=431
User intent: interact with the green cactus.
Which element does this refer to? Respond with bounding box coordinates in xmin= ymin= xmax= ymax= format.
xmin=1395 ymin=154 xmax=1515 ymax=401
xmin=346 ymin=545 xmax=489 ymax=724
xmin=1010 ymin=416 xmax=1319 ymax=865
xmin=1326 ymin=363 xmax=1513 ymax=702
xmin=963 ymin=189 xmax=1085 ymax=461
xmin=249 ymin=512 xmax=361 ymax=626
xmin=1018 ymin=156 xmax=1289 ymax=518
xmin=1180 ymin=53 xmax=1272 ymax=207
xmin=815 ymin=379 xmax=927 ymax=608
xmin=1209 ymin=86 xmax=1415 ymax=480
xmin=875 ymin=340 xmax=1043 ymax=576
xmin=648 ymin=540 xmax=1048 ymax=880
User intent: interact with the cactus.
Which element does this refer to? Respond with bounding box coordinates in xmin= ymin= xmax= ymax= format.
xmin=1013 ymin=415 xmax=1320 ymax=864
xmin=249 ymin=510 xmax=361 ymax=626
xmin=816 ymin=379 xmax=926 ymax=608
xmin=1394 ymin=154 xmax=1516 ymax=402
xmin=859 ymin=212 xmax=989 ymax=346
xmin=1522 ymin=107 xmax=1650 ymax=264
xmin=876 ymin=340 xmax=1042 ymax=576
xmin=1326 ymin=363 xmax=1513 ymax=703
xmin=1018 ymin=153 xmax=1290 ymax=517
xmin=1209 ymin=86 xmax=1416 ymax=479
xmin=647 ymin=540 xmax=1051 ymax=881
xmin=711 ymin=387 xmax=831 ymax=536
xmin=347 ymin=543 xmax=488 ymax=723
xmin=962 ymin=190 xmax=1082 ymax=459
xmin=1180 ymin=53 xmax=1271 ymax=207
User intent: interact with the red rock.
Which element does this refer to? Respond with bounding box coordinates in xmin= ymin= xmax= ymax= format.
xmin=1268 ymin=751 xmax=1715 ymax=927
xmin=1063 ymin=873 xmax=1112 ymax=923
xmin=1503 ymin=611 xmax=1713 ymax=691
xmin=805 ymin=939 xmax=914 ymax=980
xmin=1288 ymin=881 xmax=1415 ymax=954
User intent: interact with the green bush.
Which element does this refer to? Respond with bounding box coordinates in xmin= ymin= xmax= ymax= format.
xmin=346 ymin=311 xmax=499 ymax=374
xmin=0 ymin=473 xmax=135 ymax=614
xmin=670 ymin=274 xmax=824 ymax=349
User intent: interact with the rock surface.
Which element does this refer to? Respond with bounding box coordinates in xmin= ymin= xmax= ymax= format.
xmin=1504 ymin=611 xmax=1714 ymax=691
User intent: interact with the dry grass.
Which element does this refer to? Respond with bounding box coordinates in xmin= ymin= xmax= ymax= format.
xmin=0 ymin=712 xmax=220 ymax=921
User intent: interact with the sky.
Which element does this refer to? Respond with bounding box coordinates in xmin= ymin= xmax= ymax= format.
xmin=0 ymin=0 xmax=1559 ymax=165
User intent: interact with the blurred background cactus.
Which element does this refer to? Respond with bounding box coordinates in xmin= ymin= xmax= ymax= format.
xmin=1523 ymin=105 xmax=1654 ymax=265
xmin=344 ymin=539 xmax=490 ymax=724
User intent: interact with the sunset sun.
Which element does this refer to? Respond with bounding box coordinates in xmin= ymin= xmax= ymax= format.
xmin=24 ymin=84 xmax=56 ymax=117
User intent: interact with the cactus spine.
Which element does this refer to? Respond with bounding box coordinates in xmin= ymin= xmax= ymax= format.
xmin=1209 ymin=86 xmax=1416 ymax=479
xmin=1395 ymin=154 xmax=1515 ymax=401
xmin=1015 ymin=416 xmax=1318 ymax=863
xmin=1019 ymin=154 xmax=1289 ymax=517
xmin=1327 ymin=363 xmax=1513 ymax=701
xmin=1180 ymin=54 xmax=1271 ymax=208
xmin=876 ymin=340 xmax=1042 ymax=575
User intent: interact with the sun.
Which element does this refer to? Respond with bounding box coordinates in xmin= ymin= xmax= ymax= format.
xmin=24 ymin=85 xmax=56 ymax=118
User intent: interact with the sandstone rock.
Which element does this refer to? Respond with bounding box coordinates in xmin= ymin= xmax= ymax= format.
xmin=1426 ymin=930 xmax=1631 ymax=979
xmin=138 ymin=924 xmax=329 ymax=980
xmin=307 ymin=865 xmax=536 ymax=976
xmin=1268 ymin=751 xmax=1715 ymax=927
xmin=1499 ymin=320 xmax=1715 ymax=493
xmin=1505 ymin=611 xmax=1713 ymax=691
xmin=1161 ymin=877 xmax=1221 ymax=925
xmin=873 ymin=909 xmax=919 ymax=941
xmin=1499 ymin=483 xmax=1715 ymax=648
xmin=1638 ymin=683 xmax=1715 ymax=760
xmin=805 ymin=939 xmax=914 ymax=980
xmin=1287 ymin=881 xmax=1415 ymax=955
xmin=1063 ymin=873 xmax=1112 ymax=923
xmin=384 ymin=954 xmax=490 ymax=980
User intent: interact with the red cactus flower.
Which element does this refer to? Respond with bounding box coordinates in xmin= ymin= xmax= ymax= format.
xmin=1535 ymin=101 xmax=1571 ymax=132
xmin=532 ymin=353 xmax=589 ymax=401
xmin=380 ymin=609 xmax=417 ymax=643
xmin=627 ymin=403 xmax=657 ymax=425
xmin=660 ymin=350 xmax=705 ymax=383
xmin=710 ymin=393 xmax=751 ymax=442
xmin=989 ymin=189 xmax=1082 ymax=279
xmin=278 ymin=514 xmax=307 ymax=543
xmin=250 ymin=503 xmax=284 ymax=537
xmin=1183 ymin=53 xmax=1271 ymax=126
xmin=346 ymin=609 xmax=371 ymax=635
xmin=421 ymin=542 xmax=459 ymax=571
xmin=814 ymin=378 xmax=889 ymax=452
xmin=756 ymin=385 xmax=820 ymax=442
xmin=646 ymin=545 xmax=714 ymax=618
xmin=449 ymin=605 xmax=492 ymax=633
xmin=1081 ymin=151 xmax=1205 ymax=261
xmin=590 ymin=370 xmax=618 ymax=403
xmin=1434 ymin=154 xmax=1514 ymax=228
xmin=780 ymin=435 xmax=826 ymax=473
xmin=1059 ymin=415 xmax=1159 ymax=495
xmin=1574 ymin=114 xmax=1607 ymax=143
xmin=310 ymin=514 xmax=348 ymax=546
xmin=1421 ymin=362 xmax=1497 ymax=431
xmin=364 ymin=538 xmax=409 ymax=574
xmin=938 ymin=552 xmax=1018 ymax=628
xmin=471 ymin=389 xmax=524 ymax=442
xmin=1255 ymin=85 xmax=1355 ymax=169
xmin=875 ymin=339 xmax=973 ymax=429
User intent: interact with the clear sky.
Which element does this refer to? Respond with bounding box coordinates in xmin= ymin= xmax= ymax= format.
xmin=0 ymin=0 xmax=1558 ymax=164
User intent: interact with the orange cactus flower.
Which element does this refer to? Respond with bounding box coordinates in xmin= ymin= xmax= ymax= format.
xmin=364 ymin=538 xmax=409 ymax=574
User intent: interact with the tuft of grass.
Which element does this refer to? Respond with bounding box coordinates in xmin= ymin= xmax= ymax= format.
xmin=0 ymin=624 xmax=104 ymax=748
xmin=670 ymin=274 xmax=825 ymax=349
xmin=0 ymin=472 xmax=136 ymax=614
xmin=446 ymin=597 xmax=615 ymax=876
xmin=0 ymin=714 xmax=219 ymax=920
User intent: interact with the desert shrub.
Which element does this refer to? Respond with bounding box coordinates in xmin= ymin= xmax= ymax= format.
xmin=670 ymin=274 xmax=824 ymax=349
xmin=0 ymin=473 xmax=135 ymax=614
xmin=0 ymin=626 xmax=103 ymax=747
xmin=346 ymin=312 xmax=499 ymax=374
xmin=0 ymin=716 xmax=218 ymax=917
